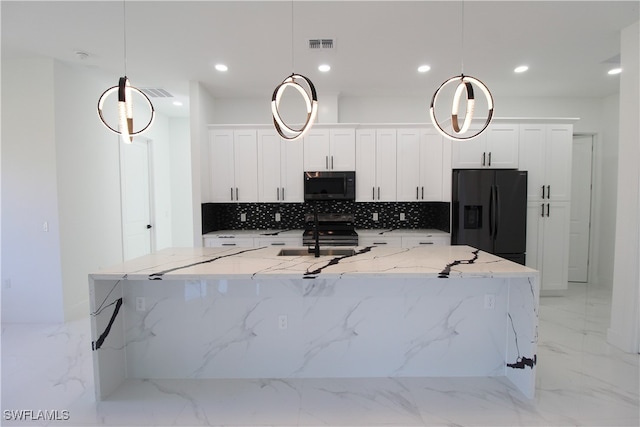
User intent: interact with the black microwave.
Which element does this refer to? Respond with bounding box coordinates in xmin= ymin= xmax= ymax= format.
xmin=304 ymin=171 xmax=356 ymax=201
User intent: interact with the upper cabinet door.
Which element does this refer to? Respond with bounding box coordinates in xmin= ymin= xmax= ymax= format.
xmin=451 ymin=127 xmax=488 ymax=168
xmin=257 ymin=129 xmax=283 ymax=202
xmin=281 ymin=138 xmax=304 ymax=202
xmin=329 ymin=128 xmax=356 ymax=170
xmin=233 ymin=130 xmax=258 ymax=202
xmin=396 ymin=128 xmax=421 ymax=201
xmin=209 ymin=129 xmax=235 ymax=202
xmin=519 ymin=125 xmax=546 ymax=200
xmin=485 ymin=124 xmax=519 ymax=168
xmin=419 ymin=129 xmax=444 ymax=201
xmin=303 ymin=128 xmax=331 ymax=170
xmin=375 ymin=129 xmax=397 ymax=201
xmin=355 ymin=129 xmax=377 ymax=202
xmin=545 ymin=125 xmax=573 ymax=201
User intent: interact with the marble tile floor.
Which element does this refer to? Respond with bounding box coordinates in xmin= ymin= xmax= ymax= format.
xmin=1 ymin=282 xmax=638 ymax=427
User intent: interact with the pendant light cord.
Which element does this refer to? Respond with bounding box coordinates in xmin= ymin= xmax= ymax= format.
xmin=460 ymin=0 xmax=465 ymax=75
xmin=122 ymin=0 xmax=128 ymax=76
xmin=290 ymin=0 xmax=295 ymax=75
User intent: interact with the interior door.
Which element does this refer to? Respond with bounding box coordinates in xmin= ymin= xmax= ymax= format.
xmin=569 ymin=135 xmax=593 ymax=282
xmin=120 ymin=139 xmax=152 ymax=261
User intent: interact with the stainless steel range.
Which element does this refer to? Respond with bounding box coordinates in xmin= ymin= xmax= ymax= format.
xmin=302 ymin=213 xmax=358 ymax=247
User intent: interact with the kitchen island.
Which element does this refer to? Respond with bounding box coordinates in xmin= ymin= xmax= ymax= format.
xmin=89 ymin=245 xmax=539 ymax=400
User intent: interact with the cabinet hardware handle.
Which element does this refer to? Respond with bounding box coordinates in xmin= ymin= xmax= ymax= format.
xmin=277 ymin=188 xmax=280 ymax=200
xmin=541 ymin=185 xmax=546 ymax=199
xmin=230 ymin=187 xmax=234 ymax=201
xmin=282 ymin=187 xmax=285 ymax=200
xmin=547 ymin=185 xmax=551 ymax=199
xmin=541 ymin=203 xmax=545 ymax=217
xmin=378 ymin=187 xmax=381 ymax=199
xmin=331 ymin=156 xmax=334 ymax=169
xmin=373 ymin=242 xmax=387 ymax=245
xmin=270 ymin=242 xmax=285 ymax=246
xmin=416 ymin=186 xmax=419 ymax=200
xmin=372 ymin=187 xmax=375 ymax=200
xmin=488 ymin=152 xmax=492 ymax=166
xmin=222 ymin=243 xmax=237 ymax=246
xmin=482 ymin=152 xmax=486 ymax=166
xmin=422 ymin=186 xmax=424 ymax=200
xmin=325 ymin=156 xmax=328 ymax=169
xmin=236 ymin=187 xmax=239 ymax=200
xmin=546 ymin=203 xmax=550 ymax=217
xmin=419 ymin=242 xmax=434 ymax=245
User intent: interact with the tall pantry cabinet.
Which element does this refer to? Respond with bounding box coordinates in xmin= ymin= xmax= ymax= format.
xmin=519 ymin=124 xmax=573 ymax=292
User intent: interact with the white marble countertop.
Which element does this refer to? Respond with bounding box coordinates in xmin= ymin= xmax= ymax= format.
xmin=91 ymin=245 xmax=536 ymax=281
xmin=356 ymin=228 xmax=450 ymax=237
xmin=203 ymin=229 xmax=450 ymax=238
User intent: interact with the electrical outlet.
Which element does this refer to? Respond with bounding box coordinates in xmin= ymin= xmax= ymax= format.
xmin=275 ymin=213 xmax=281 ymax=222
xmin=240 ymin=213 xmax=247 ymax=222
xmin=484 ymin=294 xmax=495 ymax=309
xmin=136 ymin=297 xmax=146 ymax=312
xmin=372 ymin=212 xmax=379 ymax=221
xmin=278 ymin=314 xmax=288 ymax=330
xmin=400 ymin=213 xmax=406 ymax=221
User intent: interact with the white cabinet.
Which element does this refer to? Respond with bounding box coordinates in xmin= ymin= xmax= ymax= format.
xmin=526 ymin=201 xmax=571 ymax=292
xmin=402 ymin=235 xmax=450 ymax=247
xmin=519 ymin=124 xmax=573 ymax=201
xmin=257 ymin=129 xmax=303 ymax=202
xmin=519 ymin=123 xmax=573 ymax=292
xmin=355 ymin=128 xmax=397 ymax=201
xmin=203 ymin=236 xmax=255 ymax=247
xmin=452 ymin=123 xmax=519 ymax=169
xmin=303 ymin=128 xmax=355 ymax=171
xmin=396 ymin=128 xmax=445 ymax=201
xmin=254 ymin=236 xmax=302 ymax=247
xmin=358 ymin=235 xmax=402 ymax=247
xmin=209 ymin=129 xmax=258 ymax=202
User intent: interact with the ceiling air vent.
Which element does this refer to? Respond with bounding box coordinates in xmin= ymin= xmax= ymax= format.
xmin=308 ymin=39 xmax=335 ymax=50
xmin=140 ymin=88 xmax=174 ymax=98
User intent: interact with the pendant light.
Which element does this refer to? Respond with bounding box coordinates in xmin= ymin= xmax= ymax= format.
xmin=430 ymin=1 xmax=494 ymax=141
xmin=271 ymin=0 xmax=318 ymax=141
xmin=97 ymin=0 xmax=154 ymax=143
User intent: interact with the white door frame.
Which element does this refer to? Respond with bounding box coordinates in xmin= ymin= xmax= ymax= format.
xmin=119 ymin=137 xmax=156 ymax=260
xmin=571 ymin=133 xmax=596 ymax=284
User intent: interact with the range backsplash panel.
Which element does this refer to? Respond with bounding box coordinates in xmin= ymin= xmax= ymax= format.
xmin=202 ymin=202 xmax=449 ymax=233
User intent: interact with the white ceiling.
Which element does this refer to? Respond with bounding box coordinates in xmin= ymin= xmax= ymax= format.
xmin=2 ymin=1 xmax=638 ymax=118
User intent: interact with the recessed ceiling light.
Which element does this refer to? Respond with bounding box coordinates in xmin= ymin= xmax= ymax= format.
xmin=318 ymin=64 xmax=331 ymax=72
xmin=514 ymin=65 xmax=529 ymax=73
xmin=608 ymin=67 xmax=622 ymax=75
xmin=417 ymin=65 xmax=431 ymax=73
xmin=173 ymin=101 xmax=183 ymax=107
xmin=215 ymin=64 xmax=228 ymax=72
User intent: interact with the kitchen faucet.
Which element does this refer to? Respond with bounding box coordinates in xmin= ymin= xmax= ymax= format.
xmin=308 ymin=205 xmax=320 ymax=257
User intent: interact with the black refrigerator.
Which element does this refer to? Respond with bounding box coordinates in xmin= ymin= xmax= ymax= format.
xmin=451 ymin=169 xmax=528 ymax=265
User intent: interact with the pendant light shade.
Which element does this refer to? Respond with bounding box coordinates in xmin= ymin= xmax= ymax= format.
xmin=271 ymin=73 xmax=318 ymax=141
xmin=97 ymin=76 xmax=155 ymax=143
xmin=430 ymin=74 xmax=494 ymax=141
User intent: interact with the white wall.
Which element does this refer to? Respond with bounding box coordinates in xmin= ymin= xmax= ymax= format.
xmin=189 ymin=81 xmax=216 ymax=246
xmin=1 ymin=58 xmax=65 ymax=323
xmin=169 ymin=117 xmax=194 ymax=247
xmin=2 ymin=58 xmax=190 ymax=322
xmin=608 ymin=20 xmax=640 ymax=353
xmin=53 ymin=60 xmax=124 ymax=320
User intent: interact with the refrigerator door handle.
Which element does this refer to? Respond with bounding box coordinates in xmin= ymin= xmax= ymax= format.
xmin=489 ymin=185 xmax=494 ymax=237
xmin=494 ymin=185 xmax=500 ymax=238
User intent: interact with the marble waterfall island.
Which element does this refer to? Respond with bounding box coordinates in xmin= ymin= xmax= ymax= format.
xmin=89 ymin=245 xmax=539 ymax=400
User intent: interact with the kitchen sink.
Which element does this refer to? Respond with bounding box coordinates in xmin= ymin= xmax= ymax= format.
xmin=277 ymin=248 xmax=356 ymax=257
